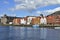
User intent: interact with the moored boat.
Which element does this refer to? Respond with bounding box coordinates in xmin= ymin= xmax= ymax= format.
xmin=32 ymin=24 xmax=39 ymax=28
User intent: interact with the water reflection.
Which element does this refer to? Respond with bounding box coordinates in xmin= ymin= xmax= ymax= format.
xmin=40 ymin=28 xmax=47 ymax=40
xmin=11 ymin=27 xmax=41 ymax=40
xmin=0 ymin=26 xmax=60 ymax=40
xmin=0 ymin=26 xmax=9 ymax=40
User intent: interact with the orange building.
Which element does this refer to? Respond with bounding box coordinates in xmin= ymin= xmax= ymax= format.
xmin=13 ymin=18 xmax=21 ymax=25
xmin=31 ymin=17 xmax=41 ymax=25
xmin=13 ymin=17 xmax=27 ymax=25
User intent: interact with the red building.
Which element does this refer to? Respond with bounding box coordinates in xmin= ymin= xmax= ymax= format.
xmin=47 ymin=11 xmax=60 ymax=24
xmin=47 ymin=16 xmax=55 ymax=24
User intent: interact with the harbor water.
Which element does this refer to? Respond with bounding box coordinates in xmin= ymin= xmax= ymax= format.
xmin=0 ymin=26 xmax=60 ymax=40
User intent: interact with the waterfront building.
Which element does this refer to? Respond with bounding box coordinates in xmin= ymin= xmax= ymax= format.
xmin=13 ymin=17 xmax=27 ymax=25
xmin=31 ymin=17 xmax=41 ymax=25
xmin=20 ymin=19 xmax=26 ymax=25
xmin=47 ymin=16 xmax=55 ymax=24
xmin=26 ymin=16 xmax=36 ymax=25
xmin=0 ymin=19 xmax=1 ymax=24
xmin=1 ymin=14 xmax=20 ymax=24
xmin=40 ymin=17 xmax=47 ymax=24
xmin=9 ymin=22 xmax=13 ymax=24
xmin=1 ymin=14 xmax=8 ymax=24
xmin=1 ymin=11 xmax=60 ymax=25
xmin=47 ymin=11 xmax=60 ymax=24
xmin=1 ymin=17 xmax=7 ymax=24
xmin=40 ymin=14 xmax=47 ymax=24
xmin=13 ymin=18 xmax=20 ymax=25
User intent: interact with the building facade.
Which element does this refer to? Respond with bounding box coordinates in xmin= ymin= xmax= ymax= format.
xmin=47 ymin=11 xmax=60 ymax=25
xmin=1 ymin=17 xmax=7 ymax=24
xmin=1 ymin=11 xmax=60 ymax=25
xmin=13 ymin=18 xmax=20 ymax=25
xmin=40 ymin=17 xmax=47 ymax=24
xmin=26 ymin=16 xmax=36 ymax=25
xmin=31 ymin=17 xmax=41 ymax=25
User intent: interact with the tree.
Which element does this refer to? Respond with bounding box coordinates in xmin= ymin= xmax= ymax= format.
xmin=40 ymin=14 xmax=43 ymax=17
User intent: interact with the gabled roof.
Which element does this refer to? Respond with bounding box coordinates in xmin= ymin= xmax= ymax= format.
xmin=47 ymin=11 xmax=60 ymax=16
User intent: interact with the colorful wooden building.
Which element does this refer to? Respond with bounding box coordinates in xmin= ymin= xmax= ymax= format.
xmin=47 ymin=11 xmax=60 ymax=24
xmin=31 ymin=17 xmax=41 ymax=25
xmin=13 ymin=18 xmax=21 ymax=25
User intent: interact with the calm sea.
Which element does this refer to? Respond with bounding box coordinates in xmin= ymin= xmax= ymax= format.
xmin=0 ymin=26 xmax=60 ymax=40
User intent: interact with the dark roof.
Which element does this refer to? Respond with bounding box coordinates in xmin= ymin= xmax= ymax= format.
xmin=6 ymin=16 xmax=23 ymax=19
xmin=26 ymin=16 xmax=41 ymax=17
xmin=1 ymin=16 xmax=23 ymax=22
xmin=47 ymin=11 xmax=60 ymax=16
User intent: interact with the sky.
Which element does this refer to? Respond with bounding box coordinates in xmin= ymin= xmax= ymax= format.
xmin=0 ymin=0 xmax=60 ymax=17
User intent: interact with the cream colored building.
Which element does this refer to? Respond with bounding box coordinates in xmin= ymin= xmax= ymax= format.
xmin=1 ymin=17 xmax=7 ymax=24
xmin=20 ymin=19 xmax=26 ymax=25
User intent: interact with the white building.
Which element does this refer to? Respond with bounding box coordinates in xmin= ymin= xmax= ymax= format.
xmin=40 ymin=17 xmax=47 ymax=24
xmin=20 ymin=19 xmax=26 ymax=25
xmin=27 ymin=16 xmax=36 ymax=25
xmin=9 ymin=22 xmax=13 ymax=24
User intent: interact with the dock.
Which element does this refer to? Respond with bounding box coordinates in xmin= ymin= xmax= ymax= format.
xmin=0 ymin=24 xmax=60 ymax=28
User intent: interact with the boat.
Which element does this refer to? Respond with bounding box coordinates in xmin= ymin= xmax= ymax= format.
xmin=32 ymin=24 xmax=39 ymax=28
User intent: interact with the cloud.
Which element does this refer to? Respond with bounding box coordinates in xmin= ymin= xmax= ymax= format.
xmin=4 ymin=1 xmax=9 ymax=4
xmin=13 ymin=0 xmax=38 ymax=10
xmin=15 ymin=4 xmax=26 ymax=10
xmin=14 ymin=0 xmax=60 ymax=10
xmin=15 ymin=0 xmax=36 ymax=10
xmin=36 ymin=7 xmax=60 ymax=16
xmin=8 ymin=8 xmax=15 ymax=11
xmin=45 ymin=7 xmax=60 ymax=13
xmin=14 ymin=0 xmax=23 ymax=2
xmin=9 ymin=0 xmax=60 ymax=13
